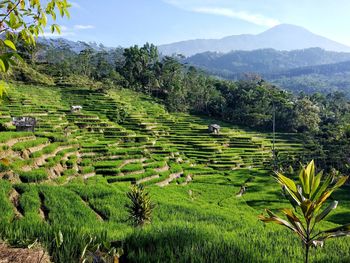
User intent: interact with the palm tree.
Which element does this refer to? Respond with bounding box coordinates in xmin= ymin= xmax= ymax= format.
xmin=259 ymin=160 xmax=350 ymax=263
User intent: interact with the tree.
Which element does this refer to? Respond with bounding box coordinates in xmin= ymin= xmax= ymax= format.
xmin=0 ymin=0 xmax=71 ymax=96
xmin=259 ymin=160 xmax=350 ymax=263
xmin=122 ymin=43 xmax=159 ymax=92
xmin=125 ymin=184 xmax=155 ymax=227
xmin=293 ymin=97 xmax=321 ymax=132
xmin=77 ymin=48 xmax=94 ymax=78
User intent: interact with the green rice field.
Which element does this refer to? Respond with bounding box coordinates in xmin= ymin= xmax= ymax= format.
xmin=0 ymin=85 xmax=349 ymax=262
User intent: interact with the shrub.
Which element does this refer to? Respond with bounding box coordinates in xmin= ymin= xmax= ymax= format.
xmin=259 ymin=160 xmax=350 ymax=263
xmin=125 ymin=184 xmax=155 ymax=227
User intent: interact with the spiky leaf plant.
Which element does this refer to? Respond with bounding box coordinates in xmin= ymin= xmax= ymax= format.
xmin=259 ymin=160 xmax=350 ymax=263
xmin=125 ymin=184 xmax=155 ymax=227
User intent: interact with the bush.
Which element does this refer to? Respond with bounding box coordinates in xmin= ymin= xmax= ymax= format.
xmin=125 ymin=184 xmax=155 ymax=227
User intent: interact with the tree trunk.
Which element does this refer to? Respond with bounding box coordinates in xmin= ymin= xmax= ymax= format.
xmin=305 ymin=244 xmax=309 ymax=263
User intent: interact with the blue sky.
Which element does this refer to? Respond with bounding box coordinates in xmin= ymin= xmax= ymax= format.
xmin=46 ymin=0 xmax=350 ymax=47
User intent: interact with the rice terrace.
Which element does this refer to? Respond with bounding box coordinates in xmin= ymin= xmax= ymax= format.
xmin=1 ymin=0 xmax=350 ymax=262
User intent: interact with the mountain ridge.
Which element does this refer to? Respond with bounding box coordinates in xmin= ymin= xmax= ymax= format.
xmin=158 ymin=24 xmax=350 ymax=56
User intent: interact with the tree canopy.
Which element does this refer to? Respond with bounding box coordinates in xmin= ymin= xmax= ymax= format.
xmin=0 ymin=0 xmax=71 ymax=95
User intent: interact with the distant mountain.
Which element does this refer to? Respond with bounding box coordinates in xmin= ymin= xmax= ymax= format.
xmin=184 ymin=47 xmax=350 ymax=97
xmin=37 ymin=37 xmax=113 ymax=53
xmin=159 ymin=24 xmax=350 ymax=57
xmin=184 ymin=48 xmax=350 ymax=77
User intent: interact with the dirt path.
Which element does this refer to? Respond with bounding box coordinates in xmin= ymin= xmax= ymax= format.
xmin=83 ymin=172 xmax=96 ymax=179
xmin=156 ymin=172 xmax=182 ymax=187
xmin=119 ymin=158 xmax=147 ymax=169
xmin=28 ymin=143 xmax=49 ymax=154
xmin=0 ymin=243 xmax=51 ymax=263
xmin=154 ymin=165 xmax=169 ymax=173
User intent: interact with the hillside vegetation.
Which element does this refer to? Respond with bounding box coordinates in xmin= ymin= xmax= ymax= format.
xmin=184 ymin=48 xmax=350 ymax=97
xmin=0 ymin=84 xmax=350 ymax=262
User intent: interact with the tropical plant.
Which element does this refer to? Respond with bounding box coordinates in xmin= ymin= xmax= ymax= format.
xmin=259 ymin=160 xmax=350 ymax=263
xmin=125 ymin=184 xmax=155 ymax=227
xmin=0 ymin=0 xmax=71 ymax=96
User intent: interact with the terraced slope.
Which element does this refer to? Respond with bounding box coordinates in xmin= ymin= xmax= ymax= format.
xmin=1 ymin=85 xmax=350 ymax=263
xmin=0 ymin=85 xmax=306 ymax=186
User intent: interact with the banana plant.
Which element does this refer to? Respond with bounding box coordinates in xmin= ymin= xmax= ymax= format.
xmin=259 ymin=160 xmax=350 ymax=263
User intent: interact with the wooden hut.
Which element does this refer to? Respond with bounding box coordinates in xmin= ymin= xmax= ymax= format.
xmin=71 ymin=105 xmax=82 ymax=113
xmin=208 ymin=124 xmax=221 ymax=134
xmin=12 ymin=117 xmax=37 ymax=132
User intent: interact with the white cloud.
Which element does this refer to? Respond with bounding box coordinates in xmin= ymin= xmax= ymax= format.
xmin=163 ymin=0 xmax=280 ymax=27
xmin=193 ymin=7 xmax=280 ymax=27
xmin=40 ymin=24 xmax=95 ymax=38
xmin=74 ymin=25 xmax=95 ymax=30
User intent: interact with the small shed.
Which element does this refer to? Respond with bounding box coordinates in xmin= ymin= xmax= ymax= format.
xmin=208 ymin=124 xmax=221 ymax=134
xmin=12 ymin=117 xmax=37 ymax=132
xmin=71 ymin=105 xmax=82 ymax=113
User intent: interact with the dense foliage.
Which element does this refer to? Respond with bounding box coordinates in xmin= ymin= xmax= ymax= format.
xmin=10 ymin=42 xmax=350 ymax=173
xmin=183 ymin=48 xmax=350 ymax=98
xmin=0 ymin=0 xmax=70 ymax=95
xmin=184 ymin=48 xmax=350 ymax=76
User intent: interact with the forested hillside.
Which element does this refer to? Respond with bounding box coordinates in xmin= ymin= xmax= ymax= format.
xmin=3 ymin=41 xmax=349 ymax=173
xmin=184 ymin=48 xmax=350 ymax=76
xmin=184 ymin=47 xmax=350 ymax=96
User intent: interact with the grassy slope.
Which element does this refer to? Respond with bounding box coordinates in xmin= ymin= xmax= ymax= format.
xmin=0 ymin=85 xmax=349 ymax=262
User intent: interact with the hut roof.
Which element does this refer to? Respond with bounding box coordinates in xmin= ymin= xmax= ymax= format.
xmin=209 ymin=124 xmax=221 ymax=129
xmin=71 ymin=105 xmax=82 ymax=110
xmin=12 ymin=117 xmax=36 ymax=127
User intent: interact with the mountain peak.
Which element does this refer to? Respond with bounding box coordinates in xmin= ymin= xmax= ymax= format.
xmin=158 ymin=24 xmax=350 ymax=57
xmin=259 ymin=23 xmax=314 ymax=36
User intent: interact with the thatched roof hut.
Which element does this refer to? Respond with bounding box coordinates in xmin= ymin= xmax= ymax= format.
xmin=208 ymin=124 xmax=221 ymax=134
xmin=12 ymin=117 xmax=37 ymax=132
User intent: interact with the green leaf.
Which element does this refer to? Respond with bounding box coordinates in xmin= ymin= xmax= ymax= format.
xmin=259 ymin=209 xmax=301 ymax=235
xmin=12 ymin=53 xmax=24 ymax=63
xmin=0 ymin=59 xmax=6 ymax=72
xmin=332 ymin=176 xmax=349 ymax=190
xmin=323 ymin=223 xmax=350 ymax=234
xmin=312 ymin=174 xmax=333 ymax=201
xmin=4 ymin=40 xmax=16 ymax=51
xmin=0 ymin=81 xmax=9 ymax=98
xmin=315 ymin=200 xmax=338 ymax=222
xmin=276 ymin=172 xmax=298 ymax=193
xmin=310 ymin=171 xmax=322 ymax=199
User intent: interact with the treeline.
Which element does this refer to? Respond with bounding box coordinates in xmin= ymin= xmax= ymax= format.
xmin=14 ymin=42 xmax=350 ymax=172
